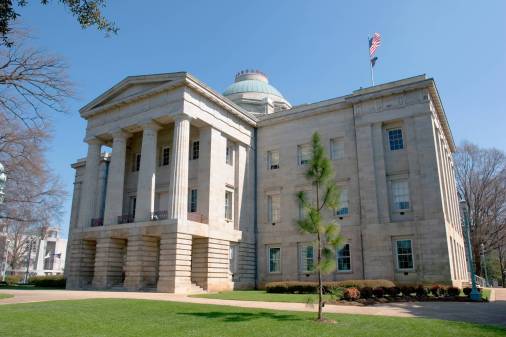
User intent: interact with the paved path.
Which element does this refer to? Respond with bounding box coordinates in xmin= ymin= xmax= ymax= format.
xmin=0 ymin=288 xmax=505 ymax=327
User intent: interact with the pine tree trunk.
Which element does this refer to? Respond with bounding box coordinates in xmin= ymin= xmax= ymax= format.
xmin=316 ymin=182 xmax=323 ymax=321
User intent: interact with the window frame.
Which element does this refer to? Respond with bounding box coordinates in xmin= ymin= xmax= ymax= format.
xmin=395 ymin=239 xmax=415 ymax=271
xmin=267 ymin=194 xmax=281 ymax=224
xmin=330 ymin=137 xmax=345 ymax=160
xmin=391 ymin=179 xmax=411 ymax=211
xmin=188 ymin=189 xmax=198 ymax=213
xmin=160 ymin=146 xmax=170 ymax=166
xmin=226 ymin=142 xmax=234 ymax=166
xmin=337 ymin=243 xmax=352 ymax=272
xmin=299 ymin=243 xmax=315 ymax=273
xmin=224 ymin=190 xmax=233 ymax=221
xmin=336 ymin=187 xmax=349 ymax=216
xmin=388 ymin=128 xmax=405 ymax=151
xmin=268 ymin=246 xmax=281 ymax=273
xmin=267 ymin=150 xmax=280 ymax=170
xmin=297 ymin=144 xmax=311 ymax=166
xmin=191 ymin=140 xmax=200 ymax=160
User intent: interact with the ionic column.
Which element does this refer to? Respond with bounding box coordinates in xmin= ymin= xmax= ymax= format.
xmin=168 ymin=115 xmax=190 ymax=220
xmin=78 ymin=138 xmax=102 ymax=228
xmin=103 ymin=130 xmax=130 ymax=225
xmin=135 ymin=122 xmax=161 ymax=222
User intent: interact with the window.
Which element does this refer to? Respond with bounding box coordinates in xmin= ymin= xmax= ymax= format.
xmin=330 ymin=138 xmax=345 ymax=160
xmin=160 ymin=146 xmax=170 ymax=166
xmin=267 ymin=150 xmax=280 ymax=170
xmin=225 ymin=190 xmax=233 ymax=220
xmin=267 ymin=194 xmax=280 ymax=224
xmin=226 ymin=142 xmax=234 ymax=165
xmin=188 ymin=189 xmax=198 ymax=213
xmin=129 ymin=196 xmax=137 ymax=217
xmin=298 ymin=144 xmax=311 ymax=166
xmin=388 ymin=128 xmax=404 ymax=151
xmin=336 ymin=188 xmax=349 ymax=216
xmin=191 ymin=140 xmax=199 ymax=160
xmin=337 ymin=244 xmax=351 ymax=271
xmin=229 ymin=244 xmax=238 ymax=275
xmin=391 ymin=180 xmax=410 ymax=210
xmin=133 ymin=153 xmax=141 ymax=172
xmin=396 ymin=239 xmax=414 ymax=270
xmin=300 ymin=244 xmax=314 ymax=272
xmin=268 ymin=247 xmax=281 ymax=273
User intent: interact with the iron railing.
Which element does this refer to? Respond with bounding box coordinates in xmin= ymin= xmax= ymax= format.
xmin=117 ymin=214 xmax=134 ymax=224
xmin=90 ymin=218 xmax=104 ymax=227
xmin=150 ymin=210 xmax=168 ymax=221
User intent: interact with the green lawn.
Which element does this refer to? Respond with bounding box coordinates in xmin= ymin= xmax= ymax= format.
xmin=191 ymin=290 xmax=333 ymax=303
xmin=0 ymin=299 xmax=504 ymax=337
xmin=0 ymin=293 xmax=13 ymax=299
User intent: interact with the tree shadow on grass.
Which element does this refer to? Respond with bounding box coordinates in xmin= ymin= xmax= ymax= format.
xmin=177 ymin=311 xmax=302 ymax=323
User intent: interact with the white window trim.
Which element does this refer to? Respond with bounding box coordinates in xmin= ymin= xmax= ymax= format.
xmin=336 ymin=243 xmax=352 ymax=273
xmin=268 ymin=246 xmax=282 ymax=274
xmin=267 ymin=150 xmax=280 ymax=170
xmin=336 ymin=186 xmax=349 ymax=217
xmin=267 ymin=194 xmax=281 ymax=225
xmin=390 ymin=178 xmax=411 ymax=211
xmin=395 ymin=239 xmax=415 ymax=271
xmin=299 ymin=243 xmax=315 ymax=273
xmin=297 ymin=144 xmax=311 ymax=166
xmin=330 ymin=137 xmax=345 ymax=160
xmin=225 ymin=189 xmax=234 ymax=221
xmin=160 ymin=146 xmax=170 ymax=166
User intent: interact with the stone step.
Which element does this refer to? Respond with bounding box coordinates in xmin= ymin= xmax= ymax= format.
xmin=187 ymin=282 xmax=206 ymax=294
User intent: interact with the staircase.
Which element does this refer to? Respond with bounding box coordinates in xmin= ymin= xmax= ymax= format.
xmin=188 ymin=282 xmax=206 ymax=294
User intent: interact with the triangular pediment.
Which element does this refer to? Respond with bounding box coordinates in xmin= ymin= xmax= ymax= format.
xmin=80 ymin=72 xmax=187 ymax=116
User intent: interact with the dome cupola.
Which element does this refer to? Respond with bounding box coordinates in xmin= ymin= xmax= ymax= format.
xmin=223 ymin=70 xmax=290 ymax=115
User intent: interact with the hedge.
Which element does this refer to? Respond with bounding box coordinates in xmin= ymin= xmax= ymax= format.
xmin=4 ymin=275 xmax=21 ymax=285
xmin=265 ymin=279 xmax=395 ymax=294
xmin=28 ymin=275 xmax=66 ymax=288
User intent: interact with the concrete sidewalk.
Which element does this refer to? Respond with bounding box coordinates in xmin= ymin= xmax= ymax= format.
xmin=1 ymin=288 xmax=505 ymax=327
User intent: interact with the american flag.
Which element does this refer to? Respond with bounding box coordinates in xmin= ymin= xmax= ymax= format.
xmin=369 ymin=32 xmax=381 ymax=58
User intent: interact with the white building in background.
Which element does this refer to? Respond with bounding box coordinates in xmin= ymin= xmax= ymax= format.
xmin=1 ymin=227 xmax=67 ymax=279
xmin=66 ymin=70 xmax=468 ymax=293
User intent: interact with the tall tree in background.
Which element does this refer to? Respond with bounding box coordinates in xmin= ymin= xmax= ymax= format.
xmin=296 ymin=132 xmax=345 ymax=322
xmin=455 ymin=142 xmax=506 ymax=279
xmin=0 ymin=0 xmax=117 ymax=47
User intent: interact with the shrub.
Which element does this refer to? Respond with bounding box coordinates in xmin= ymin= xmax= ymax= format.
xmin=343 ymin=287 xmax=360 ymax=301
xmin=5 ymin=275 xmax=21 ymax=285
xmin=28 ymin=275 xmax=66 ymax=288
xmin=328 ymin=287 xmax=345 ymax=300
xmin=360 ymin=286 xmax=373 ymax=299
xmin=400 ymin=286 xmax=416 ymax=296
xmin=430 ymin=284 xmax=442 ymax=297
xmin=463 ymin=287 xmax=472 ymax=296
xmin=373 ymin=287 xmax=385 ymax=298
xmin=415 ymin=285 xmax=427 ymax=297
xmin=447 ymin=286 xmax=460 ymax=297
xmin=386 ymin=286 xmax=401 ymax=297
xmin=265 ymin=279 xmax=395 ymax=294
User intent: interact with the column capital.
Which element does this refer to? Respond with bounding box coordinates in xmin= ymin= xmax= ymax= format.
xmin=111 ymin=129 xmax=131 ymax=140
xmin=84 ymin=137 xmax=103 ymax=146
xmin=140 ymin=120 xmax=162 ymax=132
xmin=173 ymin=113 xmax=192 ymax=123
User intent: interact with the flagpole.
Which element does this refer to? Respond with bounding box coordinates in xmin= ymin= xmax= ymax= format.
xmin=368 ymin=36 xmax=374 ymax=86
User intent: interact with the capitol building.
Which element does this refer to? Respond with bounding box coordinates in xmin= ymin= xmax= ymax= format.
xmin=65 ymin=69 xmax=468 ymax=293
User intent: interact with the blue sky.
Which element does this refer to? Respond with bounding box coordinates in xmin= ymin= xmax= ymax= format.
xmin=18 ymin=0 xmax=506 ymax=237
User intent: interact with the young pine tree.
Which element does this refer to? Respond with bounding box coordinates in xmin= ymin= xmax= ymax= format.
xmin=296 ymin=132 xmax=345 ymax=322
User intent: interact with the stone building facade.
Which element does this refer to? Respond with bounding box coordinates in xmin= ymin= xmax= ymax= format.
xmin=66 ymin=71 xmax=468 ymax=293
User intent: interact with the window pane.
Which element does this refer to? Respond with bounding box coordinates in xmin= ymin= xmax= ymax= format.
xmin=298 ymin=144 xmax=311 ymax=165
xmin=192 ymin=141 xmax=199 ymax=160
xmin=396 ymin=240 xmax=413 ymax=269
xmin=336 ymin=188 xmax=349 ymax=216
xmin=330 ymin=138 xmax=344 ymax=160
xmin=225 ymin=191 xmax=233 ymax=220
xmin=269 ymin=247 xmax=281 ymax=273
xmin=189 ymin=189 xmax=198 ymax=212
xmin=337 ymin=244 xmax=351 ymax=271
xmin=268 ymin=151 xmax=280 ymax=170
xmin=161 ymin=147 xmax=170 ymax=166
xmin=268 ymin=194 xmax=280 ymax=223
xmin=388 ymin=129 xmax=404 ymax=150
xmin=392 ymin=180 xmax=410 ymax=210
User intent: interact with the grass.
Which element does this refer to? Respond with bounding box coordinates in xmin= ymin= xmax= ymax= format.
xmin=0 ymin=293 xmax=13 ymax=299
xmin=191 ymin=290 xmax=333 ymax=303
xmin=0 ymin=299 xmax=504 ymax=337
